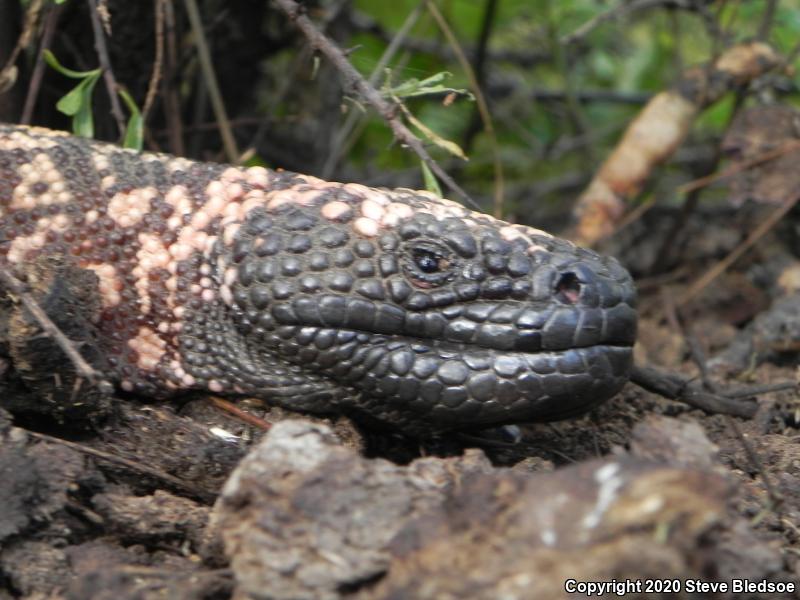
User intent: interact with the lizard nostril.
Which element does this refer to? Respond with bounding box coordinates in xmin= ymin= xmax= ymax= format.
xmin=554 ymin=272 xmax=581 ymax=305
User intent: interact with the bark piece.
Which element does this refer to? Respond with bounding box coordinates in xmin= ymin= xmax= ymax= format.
xmin=574 ymin=42 xmax=781 ymax=245
xmin=722 ymin=105 xmax=800 ymax=206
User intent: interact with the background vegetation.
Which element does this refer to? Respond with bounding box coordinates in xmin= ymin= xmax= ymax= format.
xmin=2 ymin=0 xmax=799 ymax=229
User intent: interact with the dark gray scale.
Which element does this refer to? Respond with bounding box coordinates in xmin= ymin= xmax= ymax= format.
xmin=177 ymin=185 xmax=637 ymax=432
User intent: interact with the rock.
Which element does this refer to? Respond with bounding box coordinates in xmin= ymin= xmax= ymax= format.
xmin=92 ymin=490 xmax=209 ymax=548
xmin=629 ymin=414 xmax=719 ymax=468
xmin=216 ymin=419 xmax=780 ymax=600
xmin=213 ymin=420 xmax=491 ymax=600
xmin=372 ymin=458 xmax=729 ymax=600
xmin=0 ymin=410 xmax=86 ymax=543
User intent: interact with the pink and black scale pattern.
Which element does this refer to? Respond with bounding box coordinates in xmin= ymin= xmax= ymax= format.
xmin=0 ymin=124 xmax=637 ymax=432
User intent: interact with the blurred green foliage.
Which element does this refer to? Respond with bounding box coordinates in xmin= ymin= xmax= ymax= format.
xmin=335 ymin=0 xmax=800 ymax=218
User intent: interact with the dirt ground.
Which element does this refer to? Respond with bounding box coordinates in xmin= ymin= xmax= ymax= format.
xmin=1 ymin=287 xmax=799 ymax=598
xmin=1 ymin=199 xmax=800 ymax=598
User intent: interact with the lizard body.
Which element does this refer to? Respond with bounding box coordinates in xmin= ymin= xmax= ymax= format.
xmin=0 ymin=124 xmax=636 ymax=431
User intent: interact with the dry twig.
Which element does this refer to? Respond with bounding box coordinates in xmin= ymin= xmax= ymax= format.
xmin=161 ymin=0 xmax=184 ymax=155
xmin=0 ymin=0 xmax=43 ymax=94
xmin=208 ymin=396 xmax=272 ymax=431
xmin=183 ymin=0 xmax=239 ymax=162
xmin=271 ymin=0 xmax=478 ymax=210
xmin=0 ymin=266 xmax=113 ymax=395
xmin=630 ymin=365 xmax=757 ymax=418
xmin=25 ymin=430 xmax=217 ymax=504
xmin=21 ymin=3 xmax=62 ymax=125
xmin=560 ymin=0 xmax=693 ymax=46
xmin=142 ymin=0 xmax=167 ymax=124
xmin=425 ymin=0 xmax=505 ymax=217
xmin=661 ymin=290 xmax=787 ymax=520
xmin=320 ymin=2 xmax=424 ymax=179
xmin=677 ymin=193 xmax=800 ymax=307
xmin=573 ymin=41 xmax=781 ymax=245
xmin=87 ymin=0 xmax=127 ymax=136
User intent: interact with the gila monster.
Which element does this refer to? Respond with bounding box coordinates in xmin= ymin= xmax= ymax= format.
xmin=0 ymin=124 xmax=636 ymax=431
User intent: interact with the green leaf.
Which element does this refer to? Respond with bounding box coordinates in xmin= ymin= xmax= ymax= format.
xmin=383 ymin=70 xmax=474 ymax=101
xmin=72 ymin=99 xmax=95 ymax=138
xmin=403 ymin=106 xmax=468 ymax=160
xmin=43 ymin=50 xmax=101 ymax=79
xmin=56 ymin=72 xmax=100 ymax=137
xmin=243 ymin=154 xmax=270 ymax=168
xmin=55 ymin=79 xmax=88 ymax=116
xmin=420 ymin=161 xmax=442 ymax=197
xmin=45 ymin=50 xmax=102 ymax=138
xmin=117 ymin=89 xmax=143 ymax=151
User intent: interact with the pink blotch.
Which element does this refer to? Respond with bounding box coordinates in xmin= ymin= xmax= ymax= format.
xmin=343 ymin=182 xmax=373 ymax=199
xmin=387 ymin=202 xmax=414 ymax=219
xmin=354 ymin=217 xmax=380 ymax=237
xmin=221 ymin=167 xmax=245 ymax=183
xmin=220 ymin=285 xmax=233 ymax=306
xmin=245 ymin=166 xmax=270 ymax=188
xmin=224 ymin=183 xmax=245 ymax=202
xmin=321 ymin=200 xmax=352 ymax=221
xmin=266 ymin=189 xmax=298 ymax=211
xmin=190 ymin=211 xmax=211 ymax=230
xmin=361 ymin=199 xmax=385 ymax=221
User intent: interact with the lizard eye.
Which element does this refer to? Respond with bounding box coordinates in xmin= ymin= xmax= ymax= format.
xmin=414 ymin=249 xmax=446 ymax=273
xmin=405 ymin=244 xmax=455 ymax=287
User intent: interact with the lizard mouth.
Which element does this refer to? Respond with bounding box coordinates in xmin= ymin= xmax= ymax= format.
xmin=274 ymin=295 xmax=638 ymax=356
xmin=245 ymin=291 xmax=638 ymax=429
xmin=267 ymin=321 xmax=634 ymax=430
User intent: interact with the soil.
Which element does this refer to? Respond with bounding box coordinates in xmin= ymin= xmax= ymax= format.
xmin=1 ymin=205 xmax=799 ymax=598
xmin=1 ymin=323 xmax=799 ymax=597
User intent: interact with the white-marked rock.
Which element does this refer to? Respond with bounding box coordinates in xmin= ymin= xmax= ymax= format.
xmin=213 ymin=420 xmax=778 ymax=600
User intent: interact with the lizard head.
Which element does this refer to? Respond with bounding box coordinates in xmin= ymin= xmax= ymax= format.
xmin=187 ymin=182 xmax=637 ymax=432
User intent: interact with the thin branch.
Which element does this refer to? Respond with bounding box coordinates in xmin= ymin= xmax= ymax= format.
xmin=271 ymin=0 xmax=479 ymax=210
xmin=0 ymin=266 xmax=113 ymax=395
xmin=726 ymin=382 xmax=798 ymax=398
xmin=552 ymin=18 xmax=594 ymax=167
xmin=488 ymin=84 xmax=653 ymax=106
xmin=560 ymin=0 xmax=692 ymax=46
xmin=725 ymin=414 xmax=784 ymax=519
xmin=0 ymin=0 xmax=43 ymax=94
xmin=142 ymin=0 xmax=166 ymax=124
xmin=21 ymin=3 xmax=62 ymax=124
xmin=208 ymin=396 xmax=272 ymax=431
xmin=677 ymin=193 xmax=800 ymax=307
xmin=425 ymin=0 xmax=504 ymax=217
xmin=25 ymin=430 xmax=217 ymax=504
xmin=663 ymin=268 xmax=787 ymax=522
xmin=757 ymin=0 xmax=779 ymax=41
xmin=321 ymin=1 xmax=424 ymax=179
xmin=351 ymin=10 xmax=553 ymax=68
xmin=460 ymin=0 xmax=498 ymax=153
xmin=630 ymin=364 xmax=757 ymax=418
xmin=86 ymin=0 xmax=127 ymax=136
xmin=182 ymin=0 xmax=239 ymax=162
xmin=677 ymin=139 xmax=800 ymax=195
xmin=162 ymin=0 xmax=184 ymax=155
